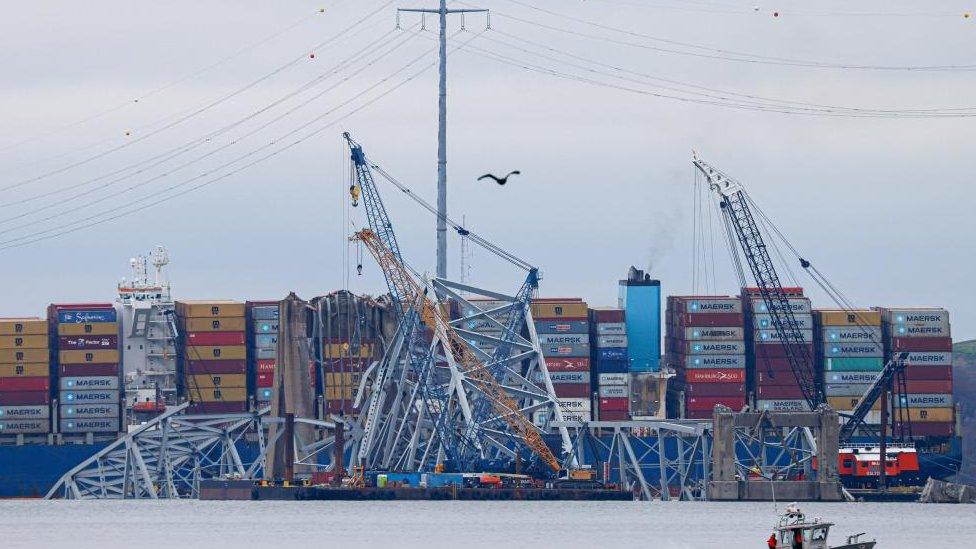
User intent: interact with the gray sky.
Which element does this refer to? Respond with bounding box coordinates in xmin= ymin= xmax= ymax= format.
xmin=0 ymin=1 xmax=973 ymax=339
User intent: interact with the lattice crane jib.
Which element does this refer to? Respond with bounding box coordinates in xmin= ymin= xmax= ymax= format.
xmin=692 ymin=156 xmax=822 ymax=409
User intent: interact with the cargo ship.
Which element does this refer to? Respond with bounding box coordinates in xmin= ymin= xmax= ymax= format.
xmin=0 ymin=259 xmax=963 ymax=498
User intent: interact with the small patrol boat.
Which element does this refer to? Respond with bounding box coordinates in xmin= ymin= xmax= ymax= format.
xmin=767 ymin=503 xmax=876 ymax=549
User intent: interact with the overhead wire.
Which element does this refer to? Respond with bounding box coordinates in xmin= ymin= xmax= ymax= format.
xmin=0 ymin=30 xmax=486 ymax=253
xmin=0 ymin=1 xmax=395 ymax=195
xmin=0 ymin=27 xmax=418 ymax=234
xmin=491 ymin=0 xmax=976 ymax=71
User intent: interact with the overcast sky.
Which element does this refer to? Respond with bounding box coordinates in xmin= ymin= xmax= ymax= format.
xmin=0 ymin=1 xmax=973 ymax=339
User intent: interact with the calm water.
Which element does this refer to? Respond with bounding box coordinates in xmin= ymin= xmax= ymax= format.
xmin=0 ymin=500 xmax=971 ymax=548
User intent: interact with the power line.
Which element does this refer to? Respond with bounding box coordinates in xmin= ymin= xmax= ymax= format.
xmin=485 ymin=0 xmax=976 ymax=71
xmin=0 ymin=1 xmax=395 ymax=195
xmin=0 ymin=31 xmax=469 ymax=252
xmin=0 ymin=27 xmax=415 ymax=230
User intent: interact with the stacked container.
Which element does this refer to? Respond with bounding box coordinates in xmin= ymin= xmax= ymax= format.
xmin=176 ymin=301 xmax=247 ymax=414
xmin=815 ymin=309 xmax=885 ymax=425
xmin=589 ymin=308 xmax=629 ymax=421
xmin=0 ymin=318 xmax=51 ymax=436
xmin=743 ymin=288 xmax=815 ymax=413
xmin=532 ymin=298 xmax=591 ymax=422
xmin=882 ymin=308 xmax=955 ymax=438
xmin=666 ymin=296 xmax=747 ymax=419
xmin=50 ymin=304 xmax=122 ymax=435
xmin=247 ymin=301 xmax=279 ymax=405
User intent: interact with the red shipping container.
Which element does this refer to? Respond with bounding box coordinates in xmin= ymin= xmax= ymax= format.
xmin=755 ymin=384 xmax=806 ymax=399
xmin=896 ymin=422 xmax=954 ymax=437
xmin=326 ymin=400 xmax=360 ymax=415
xmin=256 ymin=359 xmax=276 ymax=373
xmin=685 ymin=369 xmax=745 ymax=384
xmin=683 ymin=382 xmax=744 ymax=397
xmin=554 ymin=383 xmax=591 ymax=398
xmin=755 ymin=370 xmax=807 ymax=385
xmin=257 ymin=372 xmax=274 ymax=388
xmin=685 ymin=395 xmax=746 ymax=411
xmin=545 ymin=357 xmax=591 ymax=372
xmin=597 ymin=409 xmax=629 ymax=421
xmin=890 ymin=337 xmax=952 ymax=352
xmin=674 ymin=312 xmax=743 ymax=327
xmin=184 ymin=360 xmax=247 ymax=375
xmin=590 ymin=309 xmax=625 ymax=323
xmin=753 ymin=343 xmax=815 ymax=359
xmin=187 ymin=331 xmax=246 ymax=346
xmin=0 ymin=376 xmax=49 ymax=391
xmin=684 ymin=409 xmax=715 ymax=420
xmin=753 ymin=358 xmax=797 ymax=373
xmin=0 ymin=390 xmax=50 ymax=406
xmin=58 ymin=335 xmax=118 ymax=350
xmin=60 ymin=363 xmax=119 ymax=376
xmin=905 ymin=365 xmax=952 ymax=381
xmin=599 ymin=397 xmax=628 ymax=411
xmin=903 ymin=380 xmax=953 ymax=393
xmin=188 ymin=401 xmax=247 ymax=414
xmin=319 ymin=358 xmax=371 ymax=372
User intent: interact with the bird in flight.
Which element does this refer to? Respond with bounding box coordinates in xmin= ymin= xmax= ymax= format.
xmin=477 ymin=170 xmax=520 ymax=185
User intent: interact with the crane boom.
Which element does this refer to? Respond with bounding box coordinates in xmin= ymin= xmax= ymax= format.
xmin=839 ymin=352 xmax=910 ymax=442
xmin=354 ymin=228 xmax=561 ymax=472
xmin=692 ymin=155 xmax=823 ymax=409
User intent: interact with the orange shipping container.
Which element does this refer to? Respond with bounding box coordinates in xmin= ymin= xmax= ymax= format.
xmin=58 ymin=323 xmax=118 ymax=336
xmin=185 ymin=346 xmax=246 ymax=361
xmin=0 ymin=349 xmax=49 ymax=363
xmin=827 ymin=396 xmax=881 ymax=412
xmin=187 ymin=374 xmax=246 ymax=389
xmin=59 ymin=350 xmax=119 ymax=364
xmin=815 ymin=310 xmax=882 ymax=326
xmin=907 ymin=408 xmax=954 ymax=422
xmin=531 ymin=301 xmax=588 ymax=320
xmin=322 ymin=343 xmax=374 ymax=359
xmin=0 ymin=335 xmax=48 ymax=349
xmin=0 ymin=363 xmax=49 ymax=377
xmin=190 ymin=386 xmax=247 ymax=403
xmin=177 ymin=301 xmax=245 ymax=318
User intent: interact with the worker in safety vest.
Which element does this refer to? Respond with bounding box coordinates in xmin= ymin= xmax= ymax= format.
xmin=767 ymin=533 xmax=777 ymax=548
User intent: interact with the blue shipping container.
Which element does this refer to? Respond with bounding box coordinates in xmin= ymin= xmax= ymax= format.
xmin=597 ymin=347 xmax=628 ymax=362
xmin=58 ymin=309 xmax=117 ymax=324
xmin=255 ymin=334 xmax=278 ymax=348
xmin=594 ymin=359 xmax=629 ymax=374
xmin=251 ymin=306 xmax=279 ymax=321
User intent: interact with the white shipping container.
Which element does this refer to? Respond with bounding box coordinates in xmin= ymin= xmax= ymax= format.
xmin=679 ymin=298 xmax=742 ymax=314
xmin=596 ymin=322 xmax=626 ymax=335
xmin=532 ymin=371 xmax=589 ymax=385
xmin=902 ymin=352 xmax=952 ymax=366
xmin=682 ymin=327 xmax=744 ymax=341
xmin=60 ymin=418 xmax=120 ymax=433
xmin=557 ymin=398 xmax=592 ymax=412
xmin=822 ymin=327 xmax=883 ymax=344
xmin=750 ymin=298 xmax=812 ymax=314
xmin=825 ymin=371 xmax=882 ymax=385
xmin=598 ymin=373 xmax=628 ymax=386
xmin=823 ymin=343 xmax=883 ymax=358
xmin=0 ymin=419 xmax=49 ymax=434
xmin=60 ymin=376 xmax=119 ymax=391
xmin=756 ymin=399 xmax=810 ymax=412
xmin=60 ymin=403 xmax=119 ymax=419
xmin=753 ymin=314 xmax=813 ymax=330
xmin=686 ymin=341 xmax=746 ymax=355
xmin=60 ymin=390 xmax=120 ymax=405
xmin=889 ymin=324 xmax=951 ymax=338
xmin=598 ymin=385 xmax=628 ymax=398
xmin=899 ymin=393 xmax=953 ymax=408
xmin=683 ymin=354 xmax=746 ymax=369
xmin=824 ymin=383 xmax=874 ymax=397
xmin=596 ymin=334 xmax=628 ymax=348
xmin=884 ymin=309 xmax=950 ymax=328
xmin=539 ymin=333 xmax=589 ymax=346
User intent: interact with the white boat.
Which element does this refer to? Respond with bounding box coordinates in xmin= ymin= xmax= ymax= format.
xmin=768 ymin=503 xmax=876 ymax=549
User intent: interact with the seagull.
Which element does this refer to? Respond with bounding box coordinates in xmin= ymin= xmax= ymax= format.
xmin=477 ymin=170 xmax=520 ymax=185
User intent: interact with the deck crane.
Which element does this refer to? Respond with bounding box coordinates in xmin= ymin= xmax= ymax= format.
xmin=692 ymin=155 xmax=823 ymax=409
xmin=343 ymin=132 xmax=562 ymax=474
xmin=691 ymin=155 xmax=913 ymax=445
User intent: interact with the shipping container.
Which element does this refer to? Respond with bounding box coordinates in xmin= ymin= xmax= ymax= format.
xmin=0 ymin=349 xmax=49 ymax=363
xmin=0 ymin=377 xmax=49 ymax=392
xmin=595 ymin=322 xmax=626 ymax=335
xmin=0 ymin=363 xmax=48 ymax=377
xmin=824 ymin=357 xmax=885 ymax=372
xmin=553 ymin=384 xmax=591 ymax=398
xmin=253 ymin=320 xmax=279 ymax=334
xmin=904 ymin=366 xmax=952 ymax=381
xmin=542 ymin=342 xmax=590 ymax=358
xmin=681 ymin=341 xmax=746 ymax=355
xmin=0 ymin=405 xmax=50 ymax=420
xmin=60 ymin=404 xmax=119 ymax=419
xmin=256 ymin=387 xmax=273 ymax=401
xmin=902 ymin=352 xmax=952 ymax=366
xmin=597 ymin=373 xmax=628 ymax=386
xmin=681 ymin=327 xmax=744 ymax=341
xmin=890 ymin=337 xmax=952 ymax=352
xmin=250 ymin=306 xmax=280 ymax=321
xmin=59 ymin=350 xmax=120 ymax=364
xmin=685 ymin=395 xmax=746 ymax=411
xmin=822 ymin=327 xmax=883 ymax=344
xmin=56 ymin=309 xmax=117 ymax=324
xmin=685 ymin=369 xmax=746 ymax=384
xmin=256 ymin=372 xmax=274 ymax=388
xmin=906 ymin=408 xmax=954 ymax=422
xmin=60 ymin=418 xmax=120 ymax=433
xmin=671 ymin=297 xmax=742 ymax=314
xmin=904 ymin=380 xmax=954 ymax=393
xmin=823 ymin=343 xmax=883 ymax=358
xmin=192 ymin=387 xmax=248 ymax=402
xmin=533 ymin=371 xmax=589 ymax=385
xmin=188 ymin=402 xmax=248 ymax=414
xmin=58 ymin=335 xmax=118 ymax=350
xmin=61 ymin=390 xmax=119 ymax=404
xmin=545 ymin=357 xmax=590 ymax=372
xmin=0 ymin=335 xmax=48 ymax=349
xmin=589 ymin=308 xmax=625 ymax=323
xmin=531 ymin=301 xmax=588 ymax=320
xmin=254 ymin=348 xmax=277 ymax=360
xmin=672 ymin=312 xmax=743 ymax=327
xmin=598 ymin=385 xmax=628 ymax=398
xmin=682 ymin=354 xmax=746 ymax=369
xmin=823 ymin=383 xmax=873 ymax=397
xmin=816 ymin=310 xmax=882 ymax=326
xmin=884 ymin=308 xmax=950 ymax=328
xmin=895 ymin=422 xmax=954 ymax=437
xmin=59 ymin=377 xmax=118 ymax=391
xmin=187 ymin=332 xmax=246 ymax=346
xmin=176 ymin=301 xmax=246 ymax=318
xmin=596 ymin=409 xmax=629 ymax=421
xmin=593 ymin=359 xmax=628 ymax=373
xmin=598 ymin=397 xmax=628 ymax=411
xmin=825 ymin=371 xmax=882 ymax=384
xmin=0 ymin=419 xmax=49 ymax=434
xmin=899 ymin=393 xmax=953 ymax=408
xmin=254 ymin=334 xmax=278 ymax=348
xmin=755 ymin=385 xmax=807 ymax=399
xmin=57 ymin=323 xmax=118 ymax=336
xmin=827 ymin=396 xmax=881 ymax=411
xmin=683 ymin=382 xmax=744 ymax=396
xmin=185 ymin=317 xmax=247 ymax=332
xmin=755 ymin=329 xmax=814 ymax=344
xmin=556 ymin=398 xmax=591 ymax=412
xmin=753 ymin=314 xmax=813 ymax=330
xmin=534 ymin=320 xmax=589 ymax=334
xmin=0 ymin=319 xmax=47 ymax=335
xmin=749 ymin=298 xmax=812 ymax=314
xmin=751 ymin=343 xmax=815 ymax=359
xmin=185 ymin=346 xmax=246 ymax=361
xmin=187 ymin=374 xmax=247 ymax=389
xmin=595 ymin=334 xmax=627 ymax=348
xmin=890 ymin=324 xmax=951 ymax=338
xmin=256 ymin=359 xmax=276 ymax=373
xmin=59 ymin=363 xmax=119 ymax=377
xmin=322 ymin=343 xmax=374 ymax=359
xmin=756 ymin=399 xmax=810 ymax=412
xmin=596 ymin=347 xmax=628 ymax=362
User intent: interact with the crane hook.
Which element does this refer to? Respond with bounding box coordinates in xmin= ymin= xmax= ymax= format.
xmin=350 ymin=184 xmax=361 ymax=207
xmin=357 ymin=264 xmax=363 ymax=276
